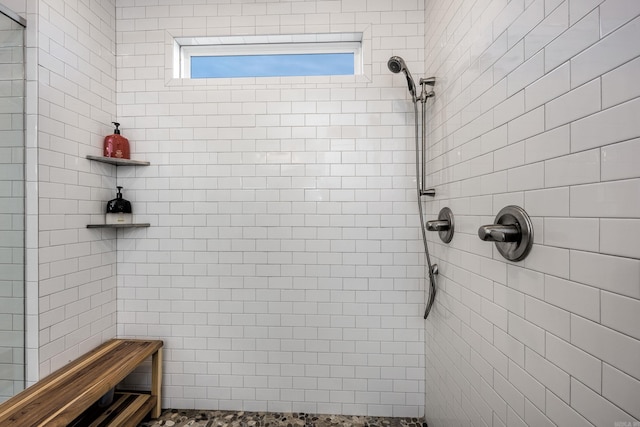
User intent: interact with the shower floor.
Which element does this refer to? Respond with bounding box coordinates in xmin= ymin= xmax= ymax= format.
xmin=139 ymin=409 xmax=426 ymax=427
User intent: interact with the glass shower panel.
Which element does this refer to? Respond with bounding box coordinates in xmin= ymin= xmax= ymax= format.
xmin=0 ymin=10 xmax=24 ymax=403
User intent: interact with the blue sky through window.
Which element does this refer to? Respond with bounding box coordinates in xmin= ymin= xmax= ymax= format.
xmin=190 ymin=53 xmax=354 ymax=78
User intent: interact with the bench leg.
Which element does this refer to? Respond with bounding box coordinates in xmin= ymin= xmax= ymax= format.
xmin=151 ymin=348 xmax=163 ymax=418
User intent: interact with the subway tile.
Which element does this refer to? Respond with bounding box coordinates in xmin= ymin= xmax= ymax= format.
xmin=494 ymin=283 xmax=526 ymax=317
xmin=525 ymin=187 xmax=570 ymax=217
xmin=508 ymin=313 xmax=545 ymax=355
xmin=571 ymin=315 xmax=640 ymax=379
xmin=481 ymin=297 xmax=508 ymax=331
xmin=602 ymin=56 xmax=640 ymax=108
xmin=602 ymin=363 xmax=640 ymax=420
xmin=525 ymin=1 xmax=568 ymax=59
xmin=600 ymin=0 xmax=640 ymax=36
xmin=600 ymin=219 xmax=640 ymax=259
xmin=494 ymin=91 xmax=525 ymax=127
xmin=544 ymin=217 xmax=599 ymax=252
xmin=506 ymin=406 xmax=527 ymax=427
xmin=493 ymin=141 xmax=525 ymax=171
xmin=495 ymin=326 xmax=525 ymax=368
xmin=546 ymin=332 xmax=602 ymax=392
xmin=571 ymin=15 xmax=640 ymax=87
xmin=507 ymin=0 xmax=545 ymax=48
xmin=507 ymin=265 xmax=545 ymax=299
xmin=480 ymin=77 xmax=509 ymax=113
xmin=569 ymin=0 xmax=604 ymax=25
xmin=525 ymin=296 xmax=570 ymax=340
xmin=545 ymin=390 xmax=593 ymax=427
xmin=601 ymin=291 xmax=640 ymax=341
xmin=507 ymin=51 xmax=544 ymax=97
xmin=476 ymin=31 xmax=508 ymax=79
xmin=523 ymin=397 xmax=555 ymax=427
xmin=544 ymin=148 xmax=600 ymax=187
xmin=507 ymin=162 xmax=544 ymax=191
xmin=480 ymin=170 xmax=509 ymax=195
xmin=524 ymin=125 xmax=570 ymax=163
xmin=601 ymin=138 xmax=640 ymax=181
xmin=544 ymin=275 xmax=600 ymax=321
xmin=571 ymin=377 xmax=637 ymax=426
xmin=524 ymin=244 xmax=569 ymax=278
xmin=493 ymin=0 xmax=526 ymax=41
xmin=494 ymin=371 xmax=525 ymax=418
xmin=546 ymin=78 xmax=601 ymax=130
xmin=570 ymin=249 xmax=640 ymax=299
xmin=508 ymin=106 xmax=544 ymax=144
xmin=545 ymin=8 xmax=600 ymax=73
xmin=480 ymin=377 xmax=507 ymax=423
xmin=525 ymin=347 xmax=570 ymax=402
xmin=525 ymin=61 xmax=570 ymax=110
xmin=571 ymin=97 xmax=640 ymax=153
xmin=571 ymin=179 xmax=640 ymax=219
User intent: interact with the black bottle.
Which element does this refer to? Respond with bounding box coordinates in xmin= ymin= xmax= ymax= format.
xmin=105 ymin=186 xmax=132 ymax=224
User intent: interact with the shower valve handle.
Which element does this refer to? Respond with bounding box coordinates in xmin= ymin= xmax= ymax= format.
xmin=478 ymin=206 xmax=534 ymax=262
xmin=426 ymin=220 xmax=450 ymax=232
xmin=478 ymin=224 xmax=520 ymax=242
xmin=427 ymin=207 xmax=454 ymax=244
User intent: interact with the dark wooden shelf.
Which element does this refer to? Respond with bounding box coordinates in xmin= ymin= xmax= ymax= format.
xmin=86 ymin=155 xmax=150 ymax=166
xmin=87 ymin=223 xmax=150 ymax=229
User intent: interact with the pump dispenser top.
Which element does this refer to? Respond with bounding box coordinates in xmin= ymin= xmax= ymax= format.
xmin=103 ymin=122 xmax=130 ymax=159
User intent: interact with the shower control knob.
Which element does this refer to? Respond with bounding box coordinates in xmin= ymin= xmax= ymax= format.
xmin=478 ymin=205 xmax=533 ymax=262
xmin=478 ymin=224 xmax=520 ymax=242
xmin=426 ymin=220 xmax=450 ymax=232
xmin=426 ymin=207 xmax=454 ymax=243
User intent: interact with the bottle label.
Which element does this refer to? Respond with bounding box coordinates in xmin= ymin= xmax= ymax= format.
xmin=106 ymin=213 xmax=132 ymax=224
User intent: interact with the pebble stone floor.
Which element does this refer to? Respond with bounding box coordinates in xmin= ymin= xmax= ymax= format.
xmin=139 ymin=410 xmax=427 ymax=427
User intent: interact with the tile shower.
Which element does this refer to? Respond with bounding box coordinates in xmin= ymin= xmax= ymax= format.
xmin=0 ymin=10 xmax=24 ymax=403
xmin=13 ymin=0 xmax=640 ymax=426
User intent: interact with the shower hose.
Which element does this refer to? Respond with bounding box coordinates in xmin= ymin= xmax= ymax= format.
xmin=414 ymin=99 xmax=437 ymax=319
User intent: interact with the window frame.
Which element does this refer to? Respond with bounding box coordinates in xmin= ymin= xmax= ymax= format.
xmin=175 ymin=33 xmax=363 ymax=80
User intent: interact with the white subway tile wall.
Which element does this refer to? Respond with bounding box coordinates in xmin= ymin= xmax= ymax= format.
xmin=0 ymin=13 xmax=25 ymax=403
xmin=36 ymin=0 xmax=118 ymax=376
xmin=424 ymin=0 xmax=640 ymax=426
xmin=116 ymin=0 xmax=427 ymax=417
xmin=18 ymin=0 xmax=640 ymax=422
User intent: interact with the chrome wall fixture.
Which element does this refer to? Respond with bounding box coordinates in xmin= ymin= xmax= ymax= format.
xmin=426 ymin=207 xmax=454 ymax=243
xmin=388 ymin=56 xmax=438 ymax=319
xmin=387 ymin=57 xmax=436 ymax=197
xmin=418 ymin=76 xmax=436 ymax=197
xmin=478 ymin=205 xmax=534 ymax=261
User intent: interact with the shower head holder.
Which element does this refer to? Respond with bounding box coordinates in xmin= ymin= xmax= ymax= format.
xmin=420 ymin=76 xmax=436 ymax=86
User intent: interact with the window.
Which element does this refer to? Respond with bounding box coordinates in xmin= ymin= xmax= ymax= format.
xmin=176 ymin=33 xmax=362 ymax=79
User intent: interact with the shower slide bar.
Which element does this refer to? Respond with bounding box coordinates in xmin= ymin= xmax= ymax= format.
xmin=418 ymin=77 xmax=436 ymax=198
xmin=388 ymin=56 xmax=437 ymax=319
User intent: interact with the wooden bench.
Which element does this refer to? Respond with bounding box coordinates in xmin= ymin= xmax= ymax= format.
xmin=0 ymin=339 xmax=163 ymax=427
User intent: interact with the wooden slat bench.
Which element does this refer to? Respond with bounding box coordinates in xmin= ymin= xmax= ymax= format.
xmin=0 ymin=339 xmax=163 ymax=427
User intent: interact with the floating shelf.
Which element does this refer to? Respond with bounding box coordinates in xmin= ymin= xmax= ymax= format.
xmin=86 ymin=155 xmax=151 ymax=230
xmin=86 ymin=155 xmax=150 ymax=166
xmin=87 ymin=223 xmax=150 ymax=229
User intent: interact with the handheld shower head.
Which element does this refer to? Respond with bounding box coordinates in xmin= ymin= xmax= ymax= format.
xmin=387 ymin=56 xmax=405 ymax=73
xmin=388 ymin=56 xmax=417 ymax=101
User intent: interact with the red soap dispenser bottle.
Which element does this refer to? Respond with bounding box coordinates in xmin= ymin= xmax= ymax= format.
xmin=103 ymin=122 xmax=130 ymax=159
